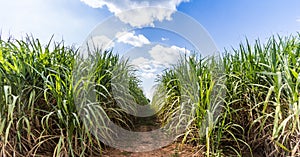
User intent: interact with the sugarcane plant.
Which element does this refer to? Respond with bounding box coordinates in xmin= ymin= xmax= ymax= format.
xmin=0 ymin=36 xmax=148 ymax=156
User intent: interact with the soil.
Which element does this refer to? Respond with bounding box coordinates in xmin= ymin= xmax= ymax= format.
xmin=102 ymin=143 xmax=203 ymax=157
xmin=101 ymin=115 xmax=204 ymax=157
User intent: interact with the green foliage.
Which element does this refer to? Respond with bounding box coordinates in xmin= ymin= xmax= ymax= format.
xmin=2 ymin=33 xmax=300 ymax=157
xmin=155 ymin=34 xmax=300 ymax=156
xmin=0 ymin=36 xmax=148 ymax=156
xmin=222 ymin=35 xmax=300 ymax=156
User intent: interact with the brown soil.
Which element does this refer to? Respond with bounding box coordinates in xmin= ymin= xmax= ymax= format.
xmin=101 ymin=116 xmax=204 ymax=157
xmin=102 ymin=143 xmax=203 ymax=157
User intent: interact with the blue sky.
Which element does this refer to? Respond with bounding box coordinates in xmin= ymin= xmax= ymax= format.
xmin=180 ymin=0 xmax=300 ymax=50
xmin=1 ymin=0 xmax=299 ymax=49
xmin=1 ymin=0 xmax=300 ymax=99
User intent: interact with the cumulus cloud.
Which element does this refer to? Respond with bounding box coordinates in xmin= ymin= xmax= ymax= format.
xmin=131 ymin=56 xmax=150 ymax=66
xmin=130 ymin=57 xmax=158 ymax=79
xmin=129 ymin=44 xmax=190 ymax=99
xmin=116 ymin=8 xmax=173 ymax=27
xmin=130 ymin=44 xmax=190 ymax=78
xmin=141 ymin=72 xmax=156 ymax=79
xmin=116 ymin=31 xmax=150 ymax=47
xmin=87 ymin=35 xmax=115 ymax=50
xmin=149 ymin=44 xmax=190 ymax=66
xmin=297 ymin=18 xmax=300 ymax=22
xmin=80 ymin=0 xmax=190 ymax=27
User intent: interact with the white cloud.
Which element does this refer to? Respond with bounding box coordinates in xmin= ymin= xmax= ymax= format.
xmin=80 ymin=0 xmax=190 ymax=27
xmin=297 ymin=18 xmax=300 ymax=22
xmin=141 ymin=72 xmax=156 ymax=79
xmin=131 ymin=57 xmax=153 ymax=72
xmin=78 ymin=0 xmax=106 ymax=8
xmin=149 ymin=44 xmax=190 ymax=66
xmin=116 ymin=8 xmax=173 ymax=27
xmin=130 ymin=44 xmax=190 ymax=78
xmin=87 ymin=35 xmax=115 ymax=50
xmin=129 ymin=44 xmax=190 ymax=98
xmin=131 ymin=57 xmax=151 ymax=66
xmin=139 ymin=64 xmax=157 ymax=73
xmin=130 ymin=57 xmax=161 ymax=79
xmin=130 ymin=45 xmax=190 ymax=78
xmin=171 ymin=45 xmax=191 ymax=55
xmin=116 ymin=31 xmax=150 ymax=47
xmin=161 ymin=37 xmax=169 ymax=41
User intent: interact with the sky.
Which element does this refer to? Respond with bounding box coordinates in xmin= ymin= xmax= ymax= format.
xmin=1 ymin=0 xmax=300 ymax=99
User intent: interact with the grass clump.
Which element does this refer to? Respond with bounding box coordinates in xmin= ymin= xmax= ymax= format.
xmin=222 ymin=35 xmax=300 ymax=156
xmin=155 ymin=34 xmax=300 ymax=157
xmin=0 ymin=36 xmax=148 ymax=156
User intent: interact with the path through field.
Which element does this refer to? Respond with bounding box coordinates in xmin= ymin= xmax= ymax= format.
xmin=102 ymin=115 xmax=203 ymax=157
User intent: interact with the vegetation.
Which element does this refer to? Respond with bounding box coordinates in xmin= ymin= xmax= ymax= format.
xmin=1 ymin=34 xmax=300 ymax=156
xmin=0 ymin=36 xmax=148 ymax=156
xmin=155 ymin=34 xmax=300 ymax=156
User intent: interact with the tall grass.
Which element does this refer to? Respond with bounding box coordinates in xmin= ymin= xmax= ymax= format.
xmin=0 ymin=36 xmax=147 ymax=156
xmin=223 ymin=35 xmax=300 ymax=156
xmin=155 ymin=34 xmax=300 ymax=156
xmin=154 ymin=54 xmax=228 ymax=156
xmin=2 ymin=34 xmax=300 ymax=157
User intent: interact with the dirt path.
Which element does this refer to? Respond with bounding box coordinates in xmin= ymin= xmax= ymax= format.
xmin=101 ymin=115 xmax=203 ymax=157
